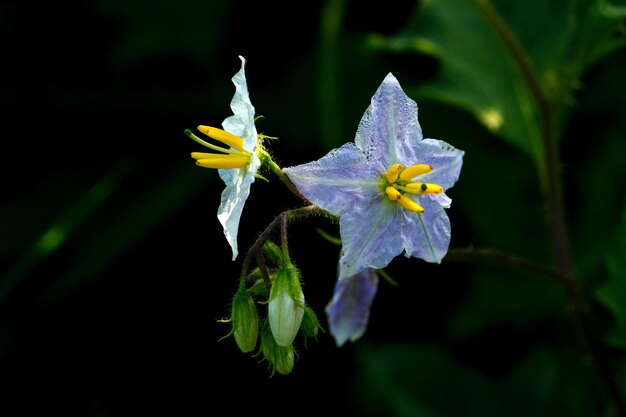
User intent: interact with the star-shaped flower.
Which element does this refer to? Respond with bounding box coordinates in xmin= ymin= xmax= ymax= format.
xmin=184 ymin=55 xmax=260 ymax=260
xmin=284 ymin=73 xmax=464 ymax=280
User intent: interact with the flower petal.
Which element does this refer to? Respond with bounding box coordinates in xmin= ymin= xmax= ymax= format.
xmin=354 ymin=73 xmax=424 ymax=171
xmin=400 ymin=196 xmax=451 ymax=263
xmin=338 ymin=200 xmax=405 ymax=280
xmin=325 ymin=267 xmax=379 ymax=347
xmin=218 ymin=155 xmax=261 ymax=261
xmin=222 ymin=55 xmax=257 ymax=152
xmin=284 ymin=143 xmax=381 ymax=216
xmin=409 ymin=138 xmax=464 ymax=190
xmin=216 ymin=55 xmax=260 ymax=261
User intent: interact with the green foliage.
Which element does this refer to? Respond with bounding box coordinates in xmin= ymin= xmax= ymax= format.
xmin=368 ymin=0 xmax=625 ymax=164
xmin=354 ymin=344 xmax=601 ymax=417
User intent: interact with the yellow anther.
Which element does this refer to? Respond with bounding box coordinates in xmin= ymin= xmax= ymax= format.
xmin=399 ymin=164 xmax=433 ymax=180
xmin=195 ymin=155 xmax=249 ymax=169
xmin=386 ymin=186 xmax=425 ymax=213
xmin=398 ymin=194 xmax=425 ymax=213
xmin=197 ymin=125 xmax=245 ymax=151
xmin=385 ymin=186 xmax=402 ymax=201
xmin=385 ymin=163 xmax=404 ymax=183
xmin=405 ymin=183 xmax=443 ymax=194
xmin=191 ymin=152 xmax=219 ymax=160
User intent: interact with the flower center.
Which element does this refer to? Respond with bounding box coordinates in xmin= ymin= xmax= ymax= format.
xmin=383 ymin=163 xmax=444 ymax=214
xmin=184 ymin=125 xmax=252 ymax=169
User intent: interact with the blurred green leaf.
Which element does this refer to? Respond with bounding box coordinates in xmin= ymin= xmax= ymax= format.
xmin=448 ymin=269 xmax=562 ymax=340
xmin=31 ymin=163 xmax=207 ymax=307
xmin=599 ymin=0 xmax=626 ymax=18
xmin=595 ymin=198 xmax=626 ymax=349
xmin=566 ymin=48 xmax=626 ymax=285
xmin=366 ymin=0 xmax=625 ymax=163
xmin=317 ymin=0 xmax=348 ymax=150
xmin=0 ymin=158 xmax=133 ymax=306
xmin=354 ymin=343 xmax=602 ymax=417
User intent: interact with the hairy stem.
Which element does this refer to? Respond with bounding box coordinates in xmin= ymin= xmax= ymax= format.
xmin=472 ymin=1 xmax=625 ymax=415
xmin=239 ymin=206 xmax=324 ymax=281
xmin=259 ymin=149 xmax=310 ymax=204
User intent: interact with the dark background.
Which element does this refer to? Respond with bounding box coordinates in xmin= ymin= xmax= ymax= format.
xmin=2 ymin=1 xmax=626 ymax=416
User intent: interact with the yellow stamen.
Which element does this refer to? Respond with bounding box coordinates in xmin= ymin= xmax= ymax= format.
xmin=387 ymin=185 xmax=425 ymax=213
xmin=383 ymin=163 xmax=438 ymax=214
xmin=197 ymin=125 xmax=245 ymax=151
xmin=385 ymin=186 xmax=402 ymax=201
xmin=191 ymin=152 xmax=221 ymax=160
xmin=398 ymin=194 xmax=425 ymax=213
xmin=385 ymin=163 xmax=404 ymax=183
xmin=405 ymin=183 xmax=443 ymax=194
xmin=399 ymin=164 xmax=433 ymax=180
xmin=185 ymin=129 xmax=250 ymax=157
xmin=195 ymin=155 xmax=249 ymax=169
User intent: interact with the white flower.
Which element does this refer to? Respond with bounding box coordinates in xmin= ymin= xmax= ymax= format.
xmin=184 ymin=56 xmax=260 ymax=260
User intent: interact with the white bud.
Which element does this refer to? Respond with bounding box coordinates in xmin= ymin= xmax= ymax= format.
xmin=268 ymin=262 xmax=304 ymax=347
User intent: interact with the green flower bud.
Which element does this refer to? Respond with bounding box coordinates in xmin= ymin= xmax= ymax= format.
xmin=262 ymin=240 xmax=283 ymax=265
xmin=231 ymin=283 xmax=259 ymax=353
xmin=274 ymin=344 xmax=294 ymax=375
xmin=261 ymin=325 xmax=295 ymax=375
xmin=268 ymin=260 xmax=304 ymax=347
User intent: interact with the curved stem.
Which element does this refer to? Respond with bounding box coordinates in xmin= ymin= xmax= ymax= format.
xmin=239 ymin=206 xmax=324 ymax=281
xmin=280 ymin=212 xmax=289 ymax=256
xmin=446 ymin=247 xmax=565 ymax=283
xmin=258 ymin=149 xmax=311 ymax=204
xmin=472 ymin=1 xmax=626 ymax=415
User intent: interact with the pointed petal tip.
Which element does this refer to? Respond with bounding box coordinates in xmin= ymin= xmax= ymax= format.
xmin=383 ymin=72 xmax=399 ymax=85
xmin=331 ymin=333 xmax=349 ymax=347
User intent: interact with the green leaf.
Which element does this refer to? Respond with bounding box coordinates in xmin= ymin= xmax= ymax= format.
xmin=354 ymin=343 xmax=603 ymax=417
xmin=448 ymin=269 xmax=562 ymax=340
xmin=30 ymin=163 xmax=207 ymax=308
xmin=0 ymin=158 xmax=133 ymax=307
xmin=367 ymin=0 xmax=625 ymax=161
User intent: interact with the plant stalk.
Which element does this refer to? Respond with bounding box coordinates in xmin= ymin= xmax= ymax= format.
xmin=472 ymin=1 xmax=626 ymax=414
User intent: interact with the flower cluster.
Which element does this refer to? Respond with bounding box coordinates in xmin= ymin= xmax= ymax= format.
xmin=223 ymin=241 xmax=320 ymax=375
xmin=183 ymin=56 xmax=464 ymax=374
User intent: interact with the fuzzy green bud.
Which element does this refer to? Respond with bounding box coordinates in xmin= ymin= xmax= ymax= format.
xmin=261 ymin=325 xmax=295 ymax=375
xmin=268 ymin=259 xmax=304 ymax=347
xmin=231 ymin=284 xmax=259 ymax=353
xmin=262 ymin=240 xmax=283 ymax=265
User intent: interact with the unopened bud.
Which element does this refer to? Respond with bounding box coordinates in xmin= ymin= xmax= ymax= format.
xmin=231 ymin=284 xmax=259 ymax=353
xmin=268 ymin=260 xmax=304 ymax=347
xmin=261 ymin=325 xmax=295 ymax=375
xmin=262 ymin=240 xmax=282 ymax=264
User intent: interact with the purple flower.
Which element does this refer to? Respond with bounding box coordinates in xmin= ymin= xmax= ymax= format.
xmin=325 ymin=268 xmax=379 ymax=346
xmin=284 ymin=73 xmax=464 ymax=281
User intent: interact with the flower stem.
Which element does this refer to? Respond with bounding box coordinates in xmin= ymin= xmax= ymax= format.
xmin=239 ymin=206 xmax=323 ymax=281
xmin=446 ymin=247 xmax=564 ymax=283
xmin=472 ymin=1 xmax=626 ymax=415
xmin=259 ymin=149 xmax=311 ymax=204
